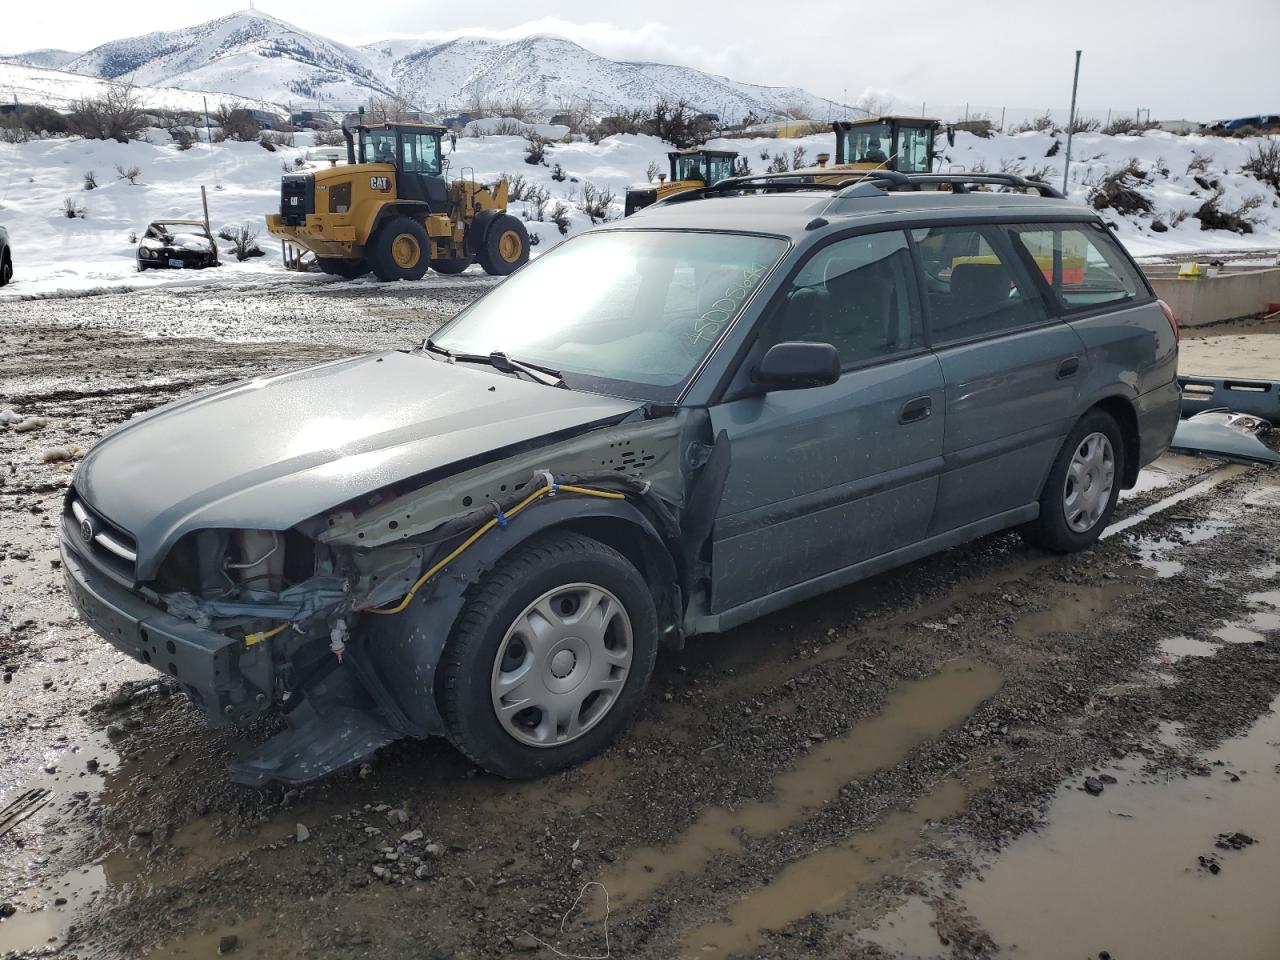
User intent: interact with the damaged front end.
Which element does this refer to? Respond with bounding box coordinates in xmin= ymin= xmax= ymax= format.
xmin=62 ymin=405 xmax=704 ymax=785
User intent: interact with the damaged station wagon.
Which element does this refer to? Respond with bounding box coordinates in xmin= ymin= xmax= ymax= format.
xmin=62 ymin=171 xmax=1180 ymax=784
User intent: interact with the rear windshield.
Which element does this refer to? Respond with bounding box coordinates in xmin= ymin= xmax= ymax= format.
xmin=431 ymin=230 xmax=788 ymax=401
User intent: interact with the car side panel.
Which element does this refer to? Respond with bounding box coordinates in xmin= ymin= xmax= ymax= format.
xmin=929 ymin=323 xmax=1087 ymax=535
xmin=1065 ymin=300 xmax=1180 ymax=470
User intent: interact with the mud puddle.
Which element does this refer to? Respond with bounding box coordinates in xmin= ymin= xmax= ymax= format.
xmin=952 ymin=691 xmax=1280 ymax=960
xmin=1010 ymin=582 xmax=1141 ymax=642
xmin=682 ymin=776 xmax=978 ymax=959
xmin=600 ymin=660 xmax=1002 ymax=907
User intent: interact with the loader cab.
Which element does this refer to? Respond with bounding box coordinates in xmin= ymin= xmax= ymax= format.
xmin=833 ymin=116 xmax=939 ymax=173
xmin=346 ymin=121 xmax=448 ymax=207
xmin=624 ymin=148 xmax=739 ymax=216
xmin=669 ymin=149 xmax=738 ymax=187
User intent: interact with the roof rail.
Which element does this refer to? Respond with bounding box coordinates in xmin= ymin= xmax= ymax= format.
xmin=653 ymin=170 xmax=1065 ymax=206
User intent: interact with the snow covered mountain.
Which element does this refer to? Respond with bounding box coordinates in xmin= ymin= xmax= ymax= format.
xmin=61 ymin=10 xmax=390 ymax=106
xmin=1 ymin=48 xmax=82 ymax=70
xmin=6 ymin=10 xmax=842 ymax=120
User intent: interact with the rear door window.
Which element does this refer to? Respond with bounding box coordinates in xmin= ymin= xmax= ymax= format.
xmin=1009 ymin=222 xmax=1146 ymax=310
xmin=914 ymin=224 xmax=1050 ymax=344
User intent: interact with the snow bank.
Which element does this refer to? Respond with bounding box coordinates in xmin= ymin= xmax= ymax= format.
xmin=1 ymin=127 xmax=1277 ymax=301
xmin=464 ymin=117 xmax=571 ymax=140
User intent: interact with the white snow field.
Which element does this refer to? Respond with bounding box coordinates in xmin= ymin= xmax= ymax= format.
xmin=0 ymin=127 xmax=1276 ymax=300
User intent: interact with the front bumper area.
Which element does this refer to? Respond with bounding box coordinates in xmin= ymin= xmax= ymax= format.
xmin=264 ymin=213 xmax=357 ymax=258
xmin=61 ymin=536 xmax=272 ymax=727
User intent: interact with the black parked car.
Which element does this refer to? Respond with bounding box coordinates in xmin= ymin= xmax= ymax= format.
xmin=136 ymin=220 xmax=219 ymax=271
xmin=0 ymin=224 xmax=11 ymax=286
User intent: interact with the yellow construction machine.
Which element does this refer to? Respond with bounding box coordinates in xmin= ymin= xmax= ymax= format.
xmin=266 ymin=121 xmax=530 ymax=281
xmin=800 ymin=115 xmax=944 ymax=182
xmin=624 ymin=148 xmax=740 ymax=215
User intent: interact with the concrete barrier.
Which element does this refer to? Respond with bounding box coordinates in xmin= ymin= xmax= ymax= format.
xmin=1147 ymin=266 xmax=1280 ymax=327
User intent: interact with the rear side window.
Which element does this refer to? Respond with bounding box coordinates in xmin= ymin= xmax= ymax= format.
xmin=914 ymin=225 xmax=1050 ymax=344
xmin=1009 ymin=222 xmax=1145 ymax=310
xmin=760 ymin=230 xmax=924 ymax=367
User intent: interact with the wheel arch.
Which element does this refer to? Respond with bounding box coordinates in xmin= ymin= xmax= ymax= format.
xmin=367 ymin=201 xmax=431 ymax=242
xmin=357 ymin=497 xmax=681 ymax=736
xmin=1090 ymin=393 xmax=1141 ymax=488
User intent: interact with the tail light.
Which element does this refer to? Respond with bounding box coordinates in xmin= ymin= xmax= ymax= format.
xmin=1157 ymin=299 xmax=1179 ymax=345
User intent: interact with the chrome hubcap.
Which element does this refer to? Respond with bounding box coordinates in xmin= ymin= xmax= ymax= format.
xmin=490 ymin=583 xmax=633 ymax=748
xmin=1064 ymin=431 xmax=1115 ymax=533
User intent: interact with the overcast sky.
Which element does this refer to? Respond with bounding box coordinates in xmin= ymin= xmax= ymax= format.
xmin=4 ymin=0 xmax=1278 ymax=119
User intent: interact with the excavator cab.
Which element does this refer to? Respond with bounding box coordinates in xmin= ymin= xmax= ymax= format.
xmin=624 ymin=148 xmax=740 ymax=215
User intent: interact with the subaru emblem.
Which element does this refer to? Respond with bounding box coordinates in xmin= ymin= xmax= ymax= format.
xmin=80 ymin=517 xmax=94 ymax=545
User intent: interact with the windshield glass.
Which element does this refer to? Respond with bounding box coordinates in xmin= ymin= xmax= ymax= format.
xmin=673 ymin=155 xmax=708 ymax=181
xmin=362 ymin=130 xmax=397 ymax=164
xmin=431 ymin=230 xmax=788 ymax=401
xmin=841 ymin=121 xmax=891 ymax=165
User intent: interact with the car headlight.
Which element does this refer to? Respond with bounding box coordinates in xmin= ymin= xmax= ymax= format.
xmin=140 ymin=249 xmax=154 ymax=259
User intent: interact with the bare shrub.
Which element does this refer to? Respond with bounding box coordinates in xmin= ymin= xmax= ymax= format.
xmin=852 ymin=91 xmax=895 ymax=117
xmin=527 ymin=185 xmax=550 ymax=221
xmin=169 ymin=126 xmax=196 ymax=150
xmin=1186 ymin=150 xmax=1213 ymax=175
xmin=1242 ymin=140 xmax=1280 ymax=191
xmin=649 ymin=98 xmax=707 ymax=148
xmin=68 ymin=82 xmax=147 ymax=142
xmin=223 ymin=224 xmax=264 ymax=260
xmin=549 ymin=200 xmax=571 ymax=235
xmin=646 ymin=160 xmax=661 ymax=183
xmin=8 ymin=104 xmax=68 ymax=137
xmin=83 ymin=170 xmax=98 ymax=191
xmin=312 ymin=128 xmax=345 ymax=146
xmin=114 ymin=163 xmax=142 ymax=184
xmin=259 ymin=130 xmax=294 ymax=151
xmin=523 ymin=132 xmax=548 ymax=166
xmin=503 ymin=172 xmax=531 ymax=201
xmin=1011 ymin=112 xmax=1058 ymax=135
xmin=1068 ymin=115 xmax=1100 ymax=134
xmin=791 ymin=146 xmax=808 ymax=169
xmin=0 ymin=116 xmax=29 ymax=144
xmin=579 ymin=181 xmax=616 ymax=224
xmin=216 ymin=107 xmax=261 ymax=142
xmin=766 ymin=153 xmax=789 ymax=174
xmin=733 ymin=156 xmax=752 ymax=178
xmin=1088 ymin=159 xmax=1152 ymax=215
xmin=1195 ymin=188 xmax=1264 ymax=233
xmin=63 ymin=196 xmax=85 ymax=218
xmin=594 ymin=108 xmax=648 ymax=141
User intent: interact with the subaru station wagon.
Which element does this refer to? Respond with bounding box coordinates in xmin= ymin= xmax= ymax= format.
xmin=61 ymin=173 xmax=1180 ymax=783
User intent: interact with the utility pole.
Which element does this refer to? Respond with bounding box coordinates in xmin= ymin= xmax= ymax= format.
xmin=1062 ymin=50 xmax=1082 ymax=196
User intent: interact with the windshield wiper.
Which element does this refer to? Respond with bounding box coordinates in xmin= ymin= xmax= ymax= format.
xmin=424 ymin=341 xmax=565 ymax=388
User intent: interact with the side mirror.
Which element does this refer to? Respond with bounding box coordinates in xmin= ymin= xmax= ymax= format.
xmin=752 ymin=341 xmax=840 ymax=391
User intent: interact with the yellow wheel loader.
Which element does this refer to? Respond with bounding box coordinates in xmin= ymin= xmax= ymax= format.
xmin=266 ymin=122 xmax=530 ymax=281
xmin=801 ymin=115 xmax=946 ymax=182
xmin=624 ymin=148 xmax=740 ymax=215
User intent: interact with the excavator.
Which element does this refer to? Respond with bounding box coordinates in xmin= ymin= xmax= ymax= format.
xmin=266 ymin=120 xmax=530 ymax=281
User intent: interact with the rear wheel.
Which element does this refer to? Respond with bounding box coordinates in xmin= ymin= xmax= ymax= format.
xmin=0 ymin=255 xmax=11 ymax=286
xmin=439 ymin=532 xmax=658 ymax=779
xmin=1021 ymin=409 xmax=1124 ymax=552
xmin=368 ymin=216 xmax=430 ymax=281
xmin=317 ymin=258 xmax=371 ymax=280
xmin=430 ymin=257 xmax=472 ymax=275
xmin=476 ymin=214 xmax=530 ymax=277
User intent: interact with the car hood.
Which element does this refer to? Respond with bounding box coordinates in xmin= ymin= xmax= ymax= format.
xmin=76 ymin=351 xmax=640 ymax=578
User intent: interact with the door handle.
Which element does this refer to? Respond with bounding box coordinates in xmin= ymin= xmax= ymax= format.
xmin=899 ymin=396 xmax=933 ymax=424
xmin=1057 ymin=357 xmax=1081 ymax=379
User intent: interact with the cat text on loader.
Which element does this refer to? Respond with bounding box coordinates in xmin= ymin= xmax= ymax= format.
xmin=624 ymin=148 xmax=739 ymax=216
xmin=265 ymin=122 xmax=530 ymax=281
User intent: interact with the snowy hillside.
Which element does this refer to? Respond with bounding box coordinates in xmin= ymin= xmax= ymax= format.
xmin=0 ymin=127 xmax=1275 ymax=301
xmin=63 ymin=10 xmax=389 ymax=106
xmin=1 ymin=49 xmax=81 ymax=70
xmin=8 ymin=11 xmax=843 ymax=120
xmin=0 ymin=62 xmax=285 ymax=117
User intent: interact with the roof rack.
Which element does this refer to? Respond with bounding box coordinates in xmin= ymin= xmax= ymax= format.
xmin=653 ymin=170 xmax=1065 ymax=205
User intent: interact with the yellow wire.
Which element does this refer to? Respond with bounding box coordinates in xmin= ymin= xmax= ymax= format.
xmin=365 ymin=482 xmax=624 ymax=616
xmin=244 ymin=621 xmax=290 ymax=646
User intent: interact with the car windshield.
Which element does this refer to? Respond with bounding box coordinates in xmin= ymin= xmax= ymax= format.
xmin=430 ymin=230 xmax=788 ymax=401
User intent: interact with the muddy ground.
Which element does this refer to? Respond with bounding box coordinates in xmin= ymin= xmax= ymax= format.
xmin=1 ymin=281 xmax=1279 ymax=960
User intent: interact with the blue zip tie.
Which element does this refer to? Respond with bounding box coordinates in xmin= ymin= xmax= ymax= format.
xmin=490 ymin=501 xmax=508 ymax=527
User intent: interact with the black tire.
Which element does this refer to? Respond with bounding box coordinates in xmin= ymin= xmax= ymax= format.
xmin=430 ymin=257 xmax=472 ymax=275
xmin=1021 ymin=408 xmax=1125 ymax=553
xmin=368 ymin=216 xmax=430 ymax=282
xmin=135 ymin=261 xmax=146 ymax=273
xmin=317 ymin=258 xmax=371 ymax=280
xmin=0 ymin=255 xmax=11 ymax=286
xmin=475 ymin=214 xmax=530 ymax=277
xmin=439 ymin=532 xmax=659 ymax=779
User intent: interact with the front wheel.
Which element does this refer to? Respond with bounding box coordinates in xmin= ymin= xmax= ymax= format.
xmin=368 ymin=216 xmax=430 ymax=281
xmin=475 ymin=214 xmax=530 ymax=277
xmin=317 ymin=258 xmax=371 ymax=280
xmin=1021 ymin=409 xmax=1124 ymax=552
xmin=1 ymin=256 xmax=11 ymax=286
xmin=430 ymin=257 xmax=472 ymax=275
xmin=439 ymin=532 xmax=658 ymax=778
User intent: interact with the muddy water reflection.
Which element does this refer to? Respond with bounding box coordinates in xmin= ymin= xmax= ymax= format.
xmin=601 ymin=660 xmax=1002 ymax=907
xmin=959 ymin=696 xmax=1280 ymax=960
